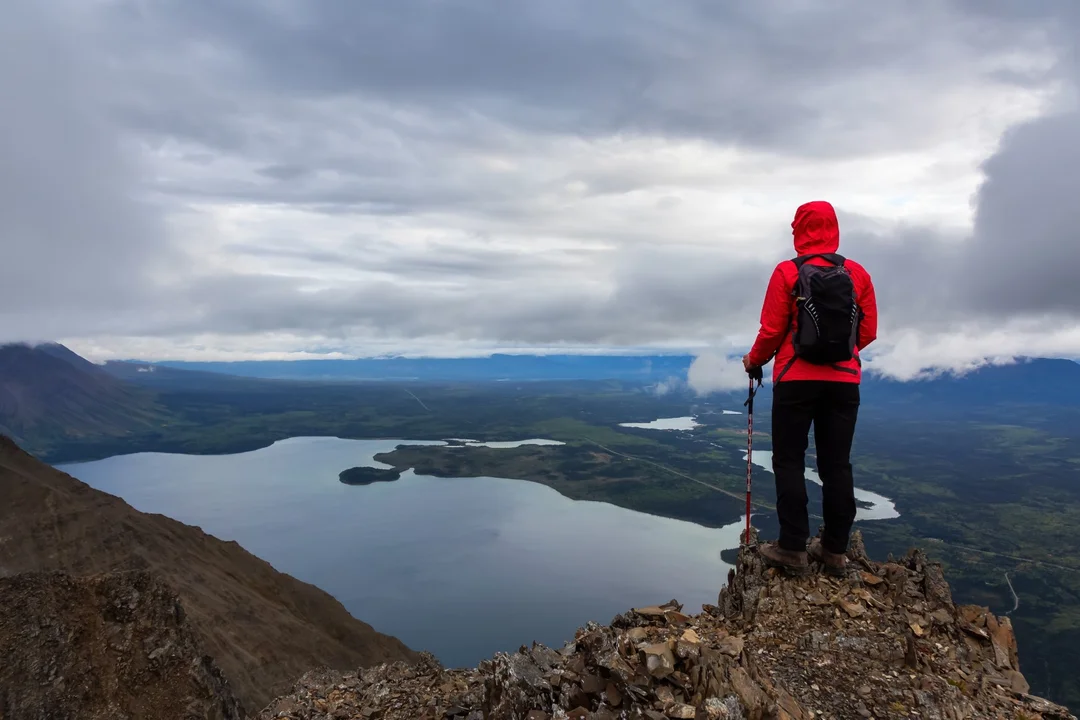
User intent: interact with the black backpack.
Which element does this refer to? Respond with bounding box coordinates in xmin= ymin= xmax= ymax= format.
xmin=789 ymin=253 xmax=861 ymax=365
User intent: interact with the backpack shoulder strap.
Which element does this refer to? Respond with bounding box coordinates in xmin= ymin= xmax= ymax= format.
xmin=793 ymin=253 xmax=845 ymax=269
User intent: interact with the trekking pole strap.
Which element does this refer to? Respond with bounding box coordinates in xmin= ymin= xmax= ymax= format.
xmin=743 ymin=369 xmax=763 ymax=411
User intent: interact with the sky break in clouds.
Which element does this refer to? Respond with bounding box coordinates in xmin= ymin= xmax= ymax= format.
xmin=2 ymin=0 xmax=1080 ymax=384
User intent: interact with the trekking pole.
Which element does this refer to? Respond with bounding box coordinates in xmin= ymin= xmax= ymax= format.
xmin=743 ymin=366 xmax=763 ymax=545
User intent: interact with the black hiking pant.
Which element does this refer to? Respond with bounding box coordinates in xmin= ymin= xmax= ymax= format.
xmin=772 ymin=380 xmax=860 ymax=555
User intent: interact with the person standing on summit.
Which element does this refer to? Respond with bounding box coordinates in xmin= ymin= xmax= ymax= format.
xmin=742 ymin=201 xmax=878 ymax=576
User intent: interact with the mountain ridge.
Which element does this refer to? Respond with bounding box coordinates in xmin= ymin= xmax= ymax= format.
xmin=0 ymin=342 xmax=166 ymax=452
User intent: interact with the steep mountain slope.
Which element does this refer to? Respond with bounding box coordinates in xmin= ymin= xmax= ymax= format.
xmin=36 ymin=341 xmax=115 ymax=373
xmin=0 ymin=571 xmax=243 ymax=720
xmin=262 ymin=531 xmax=1075 ymax=719
xmin=0 ymin=434 xmax=419 ymax=713
xmin=0 ymin=343 xmax=166 ymax=453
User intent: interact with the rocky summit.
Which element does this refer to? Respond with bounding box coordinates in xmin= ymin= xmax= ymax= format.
xmin=258 ymin=530 xmax=1075 ymax=720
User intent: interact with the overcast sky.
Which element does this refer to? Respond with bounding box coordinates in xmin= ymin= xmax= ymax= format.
xmin=2 ymin=0 xmax=1078 ymax=380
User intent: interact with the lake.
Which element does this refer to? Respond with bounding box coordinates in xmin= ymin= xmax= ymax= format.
xmin=58 ymin=436 xmax=744 ymax=669
xmin=617 ymin=413 xmax=742 ymax=432
xmin=619 ymin=416 xmax=702 ymax=430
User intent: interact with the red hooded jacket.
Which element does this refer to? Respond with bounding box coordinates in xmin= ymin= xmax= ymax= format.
xmin=746 ymin=201 xmax=878 ymax=384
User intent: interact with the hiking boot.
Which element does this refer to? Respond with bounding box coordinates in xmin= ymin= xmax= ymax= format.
xmin=758 ymin=542 xmax=809 ymax=576
xmin=808 ymin=537 xmax=849 ymax=577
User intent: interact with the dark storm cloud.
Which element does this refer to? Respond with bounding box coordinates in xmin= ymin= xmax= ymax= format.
xmin=952 ymin=0 xmax=1080 ymax=315
xmin=836 ymin=0 xmax=1080 ymax=327
xmin=838 ymin=114 xmax=1080 ymax=329
xmin=104 ymin=0 xmax=1049 ymax=157
xmin=962 ymin=112 xmax=1080 ymax=314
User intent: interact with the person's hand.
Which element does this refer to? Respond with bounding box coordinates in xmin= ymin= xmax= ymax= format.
xmin=743 ymin=354 xmax=763 ymax=381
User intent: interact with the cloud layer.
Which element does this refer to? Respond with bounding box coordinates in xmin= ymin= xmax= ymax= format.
xmin=3 ymin=0 xmax=1079 ymax=378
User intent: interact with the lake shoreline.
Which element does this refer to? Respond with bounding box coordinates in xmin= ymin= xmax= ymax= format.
xmin=57 ymin=435 xmax=746 ymax=669
xmin=59 ymin=431 xmax=902 ymax=536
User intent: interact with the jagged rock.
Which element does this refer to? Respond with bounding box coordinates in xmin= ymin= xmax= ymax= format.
xmin=858 ymin=570 xmax=883 ymax=586
xmin=257 ymin=536 xmax=1076 ymax=720
xmin=703 ymin=696 xmax=744 ymax=719
xmin=604 ymin=682 xmax=622 ymax=707
xmin=728 ymin=666 xmax=768 ymax=717
xmin=716 ymin=635 xmax=745 ymax=658
xmin=642 ymin=643 xmax=677 ymax=678
xmin=487 ymin=650 xmax=555 ymax=717
xmin=668 ymin=702 xmax=697 ymax=718
xmin=1005 ymin=668 xmax=1031 ymax=694
xmin=633 ymin=600 xmax=684 ymax=619
xmin=837 ymin=597 xmax=866 ymax=618
xmin=985 ymin=613 xmax=1020 ymax=669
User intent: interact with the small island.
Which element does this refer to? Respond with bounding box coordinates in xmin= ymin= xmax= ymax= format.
xmin=338 ymin=466 xmax=402 ymax=486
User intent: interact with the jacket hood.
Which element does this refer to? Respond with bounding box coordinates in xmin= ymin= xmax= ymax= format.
xmin=791 ymin=200 xmax=840 ymax=255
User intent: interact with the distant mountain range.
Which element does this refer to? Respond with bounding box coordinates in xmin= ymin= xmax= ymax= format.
xmin=130 ymin=353 xmax=1080 ymax=406
xmin=4 ymin=343 xmax=1079 ymax=460
xmin=862 ymin=357 xmax=1080 ymax=408
xmin=148 ymin=354 xmax=697 ymax=382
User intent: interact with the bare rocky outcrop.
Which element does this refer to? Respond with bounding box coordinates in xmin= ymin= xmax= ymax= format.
xmin=0 ymin=570 xmax=243 ymax=720
xmin=258 ymin=530 xmax=1075 ymax=720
